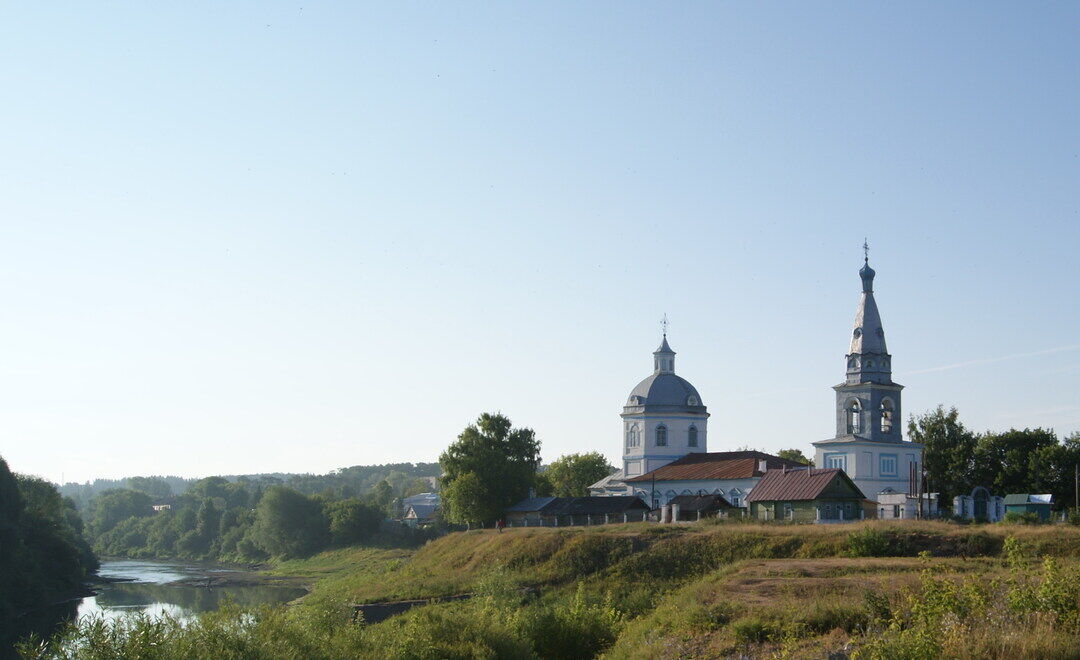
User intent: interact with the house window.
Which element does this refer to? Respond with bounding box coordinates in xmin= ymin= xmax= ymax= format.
xmin=730 ymin=496 xmax=741 ymax=507
xmin=688 ymin=425 xmax=698 ymax=447
xmin=824 ymin=453 xmax=847 ymax=471
xmin=893 ymin=504 xmax=901 ymax=518
xmin=847 ymin=400 xmax=862 ymax=434
xmin=656 ymin=425 xmax=667 ymax=446
xmin=783 ymin=503 xmax=792 ymax=519
xmin=880 ymin=399 xmax=894 ymax=433
xmin=879 ymin=454 xmax=898 ymax=477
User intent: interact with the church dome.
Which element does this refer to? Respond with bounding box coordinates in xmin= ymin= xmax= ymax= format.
xmin=625 ymin=372 xmax=705 ymax=411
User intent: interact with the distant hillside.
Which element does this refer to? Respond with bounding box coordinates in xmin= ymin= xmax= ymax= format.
xmin=58 ymin=462 xmax=441 ymax=509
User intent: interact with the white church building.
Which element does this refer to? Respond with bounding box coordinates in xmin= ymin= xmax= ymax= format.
xmin=591 ymin=253 xmax=923 ymax=512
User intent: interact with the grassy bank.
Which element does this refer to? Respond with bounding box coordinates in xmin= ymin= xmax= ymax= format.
xmin=22 ymin=520 xmax=1080 ymax=659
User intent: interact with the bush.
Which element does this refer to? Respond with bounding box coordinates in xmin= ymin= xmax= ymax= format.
xmin=845 ymin=528 xmax=890 ymax=557
xmin=1003 ymin=511 xmax=1039 ymax=525
xmin=731 ymin=616 xmax=783 ymax=644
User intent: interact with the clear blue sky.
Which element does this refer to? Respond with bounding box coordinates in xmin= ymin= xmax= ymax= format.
xmin=1 ymin=3 xmax=1077 ymax=483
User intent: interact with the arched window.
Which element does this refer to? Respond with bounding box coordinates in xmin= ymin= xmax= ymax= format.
xmin=880 ymin=399 xmax=894 ymax=433
xmin=847 ymin=400 xmax=862 ymax=434
xmin=655 ymin=425 xmax=668 ymax=446
xmin=688 ymin=425 xmax=698 ymax=447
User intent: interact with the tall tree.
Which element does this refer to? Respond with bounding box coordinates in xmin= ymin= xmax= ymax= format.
xmin=971 ymin=427 xmax=1059 ymax=496
xmin=543 ymin=452 xmax=615 ymax=497
xmin=777 ymin=449 xmax=812 ymax=466
xmin=907 ymin=406 xmax=977 ymax=503
xmin=439 ymin=413 xmax=541 ymax=524
xmin=249 ymin=486 xmax=328 ymax=558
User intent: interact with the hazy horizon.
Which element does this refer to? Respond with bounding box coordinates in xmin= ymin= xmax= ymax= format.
xmin=2 ymin=3 xmax=1078 ymax=484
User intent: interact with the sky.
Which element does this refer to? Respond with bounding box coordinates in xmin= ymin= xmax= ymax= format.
xmin=1 ymin=3 xmax=1078 ymax=484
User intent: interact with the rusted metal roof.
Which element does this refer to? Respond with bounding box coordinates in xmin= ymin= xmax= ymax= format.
xmin=746 ymin=468 xmax=865 ymax=502
xmin=625 ymin=451 xmax=804 ymax=483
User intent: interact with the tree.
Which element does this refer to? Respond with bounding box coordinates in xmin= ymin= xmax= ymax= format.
xmin=907 ymin=406 xmax=977 ymax=503
xmin=250 ymin=486 xmax=328 ymax=558
xmin=972 ymin=428 xmax=1059 ymax=497
xmin=439 ymin=413 xmax=541 ymax=524
xmin=777 ymin=449 xmax=812 ymax=466
xmin=87 ymin=489 xmax=153 ymax=538
xmin=543 ymin=452 xmax=615 ymax=497
xmin=125 ymin=476 xmax=173 ymax=500
xmin=324 ymin=498 xmax=382 ymax=546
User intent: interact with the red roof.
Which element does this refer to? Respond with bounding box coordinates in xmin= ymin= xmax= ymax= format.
xmin=745 ymin=468 xmax=866 ymax=502
xmin=625 ymin=451 xmax=805 ymax=483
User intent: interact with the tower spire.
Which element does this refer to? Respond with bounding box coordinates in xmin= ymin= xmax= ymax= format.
xmin=653 ymin=316 xmax=675 ymax=373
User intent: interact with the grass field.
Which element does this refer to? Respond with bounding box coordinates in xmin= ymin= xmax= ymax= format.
xmin=26 ymin=520 xmax=1080 ymax=658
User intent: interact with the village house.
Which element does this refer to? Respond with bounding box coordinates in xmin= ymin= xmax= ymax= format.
xmin=663 ymin=493 xmax=734 ymax=522
xmin=745 ymin=467 xmax=868 ymax=523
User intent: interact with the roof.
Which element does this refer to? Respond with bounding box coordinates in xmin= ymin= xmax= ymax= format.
xmin=654 ymin=335 xmax=674 ymax=354
xmin=504 ymin=497 xmax=559 ymax=513
xmin=588 ymin=470 xmax=625 ymax=491
xmin=505 ymin=496 xmax=649 ymax=516
xmin=405 ymin=503 xmax=438 ymax=519
xmin=548 ymin=496 xmax=650 ymax=515
xmin=625 ymin=372 xmax=705 ymax=410
xmin=626 ymin=451 xmax=805 ymax=483
xmin=746 ymin=468 xmax=866 ymax=503
xmin=1003 ymin=494 xmax=1053 ymax=506
xmin=668 ymin=493 xmax=733 ymax=511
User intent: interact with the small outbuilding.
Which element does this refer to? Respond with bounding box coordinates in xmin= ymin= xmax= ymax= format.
xmin=746 ymin=467 xmax=867 ymax=523
xmin=665 ymin=493 xmax=734 ymax=522
xmin=877 ymin=491 xmax=939 ymax=520
xmin=1003 ymin=494 xmax=1053 ymax=522
xmin=504 ymin=496 xmax=650 ymax=526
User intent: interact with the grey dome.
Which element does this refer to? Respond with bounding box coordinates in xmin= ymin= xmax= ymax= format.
xmin=625 ymin=372 xmax=705 ymax=410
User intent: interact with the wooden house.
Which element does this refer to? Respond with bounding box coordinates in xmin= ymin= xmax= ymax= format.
xmin=746 ymin=467 xmax=867 ymax=523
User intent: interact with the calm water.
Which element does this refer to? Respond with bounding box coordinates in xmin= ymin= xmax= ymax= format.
xmin=5 ymin=559 xmax=306 ymax=656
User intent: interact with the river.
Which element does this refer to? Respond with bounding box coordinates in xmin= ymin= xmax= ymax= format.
xmin=5 ymin=559 xmax=307 ymax=656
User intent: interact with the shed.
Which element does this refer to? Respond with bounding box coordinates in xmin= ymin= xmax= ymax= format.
xmin=504 ymin=496 xmax=650 ymax=525
xmin=666 ymin=493 xmax=733 ymax=521
xmin=1003 ymin=494 xmax=1053 ymax=522
xmin=746 ymin=468 xmax=867 ymax=523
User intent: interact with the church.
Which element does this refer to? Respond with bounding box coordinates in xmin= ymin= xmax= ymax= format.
xmin=589 ymin=254 xmax=923 ymax=511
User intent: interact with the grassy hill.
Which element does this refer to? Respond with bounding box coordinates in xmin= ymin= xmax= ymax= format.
xmin=28 ymin=520 xmax=1080 ymax=658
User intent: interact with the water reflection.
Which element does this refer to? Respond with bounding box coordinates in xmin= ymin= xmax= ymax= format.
xmin=5 ymin=559 xmax=306 ymax=656
xmin=80 ymin=582 xmax=308 ymax=621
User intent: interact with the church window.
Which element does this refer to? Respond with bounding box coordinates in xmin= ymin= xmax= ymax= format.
xmin=847 ymin=357 xmax=856 ymax=369
xmin=847 ymin=400 xmax=862 ymax=434
xmin=687 ymin=395 xmax=699 ymax=406
xmin=866 ymin=360 xmax=874 ymax=369
xmin=824 ymin=453 xmax=847 ymax=471
xmin=688 ymin=425 xmax=698 ymax=447
xmin=656 ymin=425 xmax=668 ymax=446
xmin=880 ymin=399 xmax=894 ymax=433
xmin=879 ymin=454 xmax=898 ymax=477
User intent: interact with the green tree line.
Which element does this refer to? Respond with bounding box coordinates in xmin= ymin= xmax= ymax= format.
xmin=86 ymin=475 xmax=431 ymax=562
xmin=910 ymin=405 xmax=1080 ymax=509
xmin=1 ymin=455 xmax=97 ymax=642
xmin=60 ymin=463 xmax=440 ymax=511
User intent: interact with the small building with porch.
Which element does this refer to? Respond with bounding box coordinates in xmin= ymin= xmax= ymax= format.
xmin=1004 ymin=494 xmax=1053 ymax=522
xmin=746 ymin=467 xmax=867 ymax=523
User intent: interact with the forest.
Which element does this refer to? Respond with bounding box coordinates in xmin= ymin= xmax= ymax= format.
xmin=0 ymin=456 xmax=97 ymax=646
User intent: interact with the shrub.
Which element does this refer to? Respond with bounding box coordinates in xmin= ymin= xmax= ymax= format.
xmin=845 ymin=528 xmax=890 ymax=557
xmin=731 ymin=616 xmax=783 ymax=644
xmin=1002 ymin=511 xmax=1039 ymax=525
